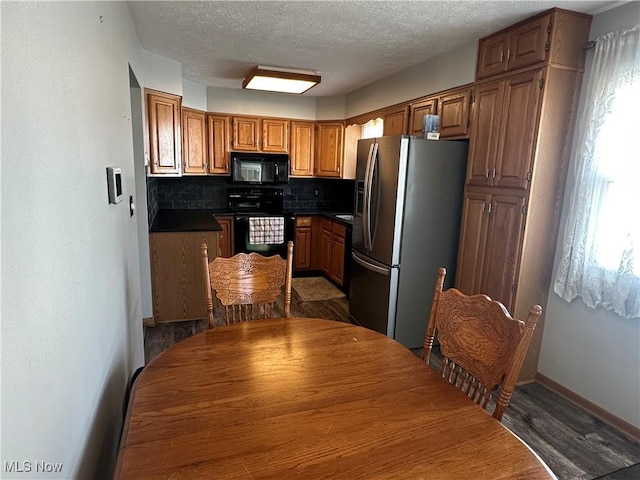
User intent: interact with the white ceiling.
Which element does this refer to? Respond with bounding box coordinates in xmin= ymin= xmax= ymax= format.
xmin=127 ymin=0 xmax=618 ymax=97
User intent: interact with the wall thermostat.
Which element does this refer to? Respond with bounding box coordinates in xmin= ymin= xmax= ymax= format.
xmin=106 ymin=166 xmax=123 ymax=204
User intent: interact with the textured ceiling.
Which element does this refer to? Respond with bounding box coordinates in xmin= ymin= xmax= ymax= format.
xmin=127 ymin=0 xmax=617 ymax=97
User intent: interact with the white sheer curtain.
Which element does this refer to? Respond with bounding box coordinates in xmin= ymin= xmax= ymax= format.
xmin=554 ymin=25 xmax=640 ymax=319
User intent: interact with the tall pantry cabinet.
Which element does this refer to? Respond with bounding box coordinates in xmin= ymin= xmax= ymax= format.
xmin=455 ymin=8 xmax=591 ymax=380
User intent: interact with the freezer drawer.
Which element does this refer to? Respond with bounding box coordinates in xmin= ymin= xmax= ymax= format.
xmin=349 ymin=251 xmax=396 ymax=337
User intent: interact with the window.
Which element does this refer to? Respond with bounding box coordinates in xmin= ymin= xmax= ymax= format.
xmin=361 ymin=118 xmax=383 ymax=139
xmin=554 ymin=25 xmax=640 ymax=319
xmin=592 ymin=83 xmax=640 ymax=275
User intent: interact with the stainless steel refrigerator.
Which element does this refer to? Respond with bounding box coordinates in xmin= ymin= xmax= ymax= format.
xmin=349 ymin=135 xmax=467 ymax=348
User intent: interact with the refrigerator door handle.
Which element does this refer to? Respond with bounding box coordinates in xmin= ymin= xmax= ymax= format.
xmin=352 ymin=251 xmax=390 ymax=276
xmin=369 ymin=142 xmax=380 ymax=250
xmin=363 ymin=143 xmax=375 ymax=251
xmin=364 ymin=142 xmax=378 ymax=251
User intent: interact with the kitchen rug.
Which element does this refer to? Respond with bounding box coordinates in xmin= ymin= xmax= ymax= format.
xmin=292 ymin=277 xmax=346 ymax=302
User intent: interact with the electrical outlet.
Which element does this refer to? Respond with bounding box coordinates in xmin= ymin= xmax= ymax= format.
xmin=314 ymin=188 xmax=319 ymax=197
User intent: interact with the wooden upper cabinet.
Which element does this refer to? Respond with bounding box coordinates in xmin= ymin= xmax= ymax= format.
xmin=315 ymin=121 xmax=344 ymax=178
xmin=438 ymin=87 xmax=472 ymax=138
xmin=146 ymin=89 xmax=181 ymax=175
xmin=207 ymin=114 xmax=231 ymax=175
xmin=232 ymin=116 xmax=260 ymax=151
xmin=231 ymin=116 xmax=288 ymax=153
xmin=290 ymin=121 xmax=315 ymax=177
xmin=262 ymin=118 xmax=289 ymax=153
xmin=508 ymin=14 xmax=551 ymax=72
xmin=495 ymin=69 xmax=544 ymax=189
xmin=467 ymin=81 xmax=504 ymax=187
xmin=476 ymin=9 xmax=591 ymax=80
xmin=383 ymin=106 xmax=409 ymax=136
xmin=467 ymin=68 xmax=542 ymax=190
xmin=408 ymin=98 xmax=437 ymax=136
xmin=182 ymin=108 xmax=207 ymax=175
xmin=477 ymin=32 xmax=511 ymax=79
xmin=477 ymin=16 xmax=549 ymax=79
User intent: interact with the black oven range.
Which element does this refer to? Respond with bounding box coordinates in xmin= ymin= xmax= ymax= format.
xmin=228 ymin=187 xmax=295 ymax=259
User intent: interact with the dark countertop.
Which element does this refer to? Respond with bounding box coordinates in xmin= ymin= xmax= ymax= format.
xmin=150 ymin=209 xmax=353 ymax=232
xmin=150 ymin=209 xmax=222 ymax=232
xmin=291 ymin=210 xmax=354 ymax=226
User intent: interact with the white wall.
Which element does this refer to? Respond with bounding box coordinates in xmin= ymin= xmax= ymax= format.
xmin=539 ymin=1 xmax=640 ymax=428
xmin=182 ymin=79 xmax=208 ymax=111
xmin=2 ymin=2 xmax=145 ymax=477
xmin=140 ymin=48 xmax=183 ymax=95
xmin=345 ymin=41 xmax=478 ymax=117
xmin=207 ymin=86 xmax=317 ymax=119
xmin=316 ymin=95 xmax=347 ymax=120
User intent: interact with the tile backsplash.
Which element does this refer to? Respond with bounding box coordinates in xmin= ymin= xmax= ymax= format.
xmin=147 ymin=176 xmax=355 ymax=225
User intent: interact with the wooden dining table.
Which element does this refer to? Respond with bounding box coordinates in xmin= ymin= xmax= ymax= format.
xmin=115 ymin=317 xmax=555 ymax=479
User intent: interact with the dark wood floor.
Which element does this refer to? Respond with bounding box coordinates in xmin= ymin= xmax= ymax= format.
xmin=143 ymin=293 xmax=639 ymax=480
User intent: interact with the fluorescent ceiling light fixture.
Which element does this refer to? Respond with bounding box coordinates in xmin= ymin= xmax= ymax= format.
xmin=242 ymin=66 xmax=321 ymax=94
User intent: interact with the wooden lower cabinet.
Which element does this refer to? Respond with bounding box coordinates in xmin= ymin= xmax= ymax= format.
xmin=215 ymin=215 xmax=234 ymax=258
xmin=149 ymin=231 xmax=218 ymax=323
xmin=320 ymin=218 xmax=347 ymax=286
xmin=456 ymin=189 xmax=526 ymax=314
xmin=294 ymin=216 xmax=312 ymax=270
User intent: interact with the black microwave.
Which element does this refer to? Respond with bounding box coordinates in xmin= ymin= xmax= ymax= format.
xmin=231 ymin=152 xmax=289 ymax=184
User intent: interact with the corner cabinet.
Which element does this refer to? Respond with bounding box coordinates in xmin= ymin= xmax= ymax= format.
xmin=456 ymin=7 xmax=591 ymax=381
xmin=290 ymin=121 xmax=315 ymax=177
xmin=314 ymin=121 xmax=344 ymax=178
xmin=146 ymin=89 xmax=181 ymax=175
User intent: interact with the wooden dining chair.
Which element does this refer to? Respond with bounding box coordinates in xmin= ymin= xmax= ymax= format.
xmin=201 ymin=241 xmax=294 ymax=328
xmin=422 ymin=267 xmax=541 ymax=421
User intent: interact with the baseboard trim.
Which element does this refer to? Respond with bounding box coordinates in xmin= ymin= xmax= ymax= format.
xmin=142 ymin=317 xmax=155 ymax=327
xmin=535 ymin=373 xmax=640 ymax=444
xmin=153 ymin=316 xmax=206 ymax=325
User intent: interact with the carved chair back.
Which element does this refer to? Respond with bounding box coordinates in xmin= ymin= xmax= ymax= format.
xmin=201 ymin=241 xmax=293 ymax=328
xmin=422 ymin=267 xmax=541 ymax=421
